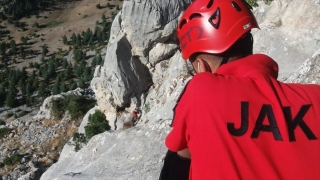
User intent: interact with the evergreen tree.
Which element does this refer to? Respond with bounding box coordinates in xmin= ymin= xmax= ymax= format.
xmin=31 ymin=76 xmax=39 ymax=90
xmin=26 ymin=82 xmax=32 ymax=98
xmin=21 ymin=36 xmax=28 ymax=45
xmin=62 ymin=59 xmax=68 ymax=69
xmin=9 ymin=39 xmax=16 ymax=55
xmin=85 ymin=110 xmax=110 ymax=139
xmin=64 ymin=65 xmax=73 ymax=80
xmin=5 ymin=88 xmax=15 ymax=107
xmin=91 ymin=56 xmax=97 ymax=66
xmin=21 ymin=67 xmax=28 ymax=82
xmin=78 ymin=77 xmax=86 ymax=89
xmin=47 ymin=60 xmax=56 ymax=78
xmin=68 ymin=80 xmax=77 ymax=90
xmin=71 ymin=33 xmax=76 ymax=46
xmin=73 ymin=63 xmax=81 ymax=77
xmin=0 ymin=41 xmax=6 ymax=55
xmin=19 ymin=46 xmax=25 ymax=58
xmin=73 ymin=49 xmax=85 ymax=62
xmin=52 ymin=76 xmax=62 ymax=95
xmin=76 ymin=34 xmax=82 ymax=47
xmin=41 ymin=44 xmax=49 ymax=57
xmin=38 ymin=81 xmax=49 ymax=98
xmin=60 ymin=82 xmax=68 ymax=93
xmin=0 ymin=84 xmax=6 ymax=106
xmin=62 ymin=35 xmax=68 ymax=45
xmin=84 ymin=67 xmax=92 ymax=81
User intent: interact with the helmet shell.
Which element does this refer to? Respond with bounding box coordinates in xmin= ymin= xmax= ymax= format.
xmin=177 ymin=0 xmax=259 ymax=60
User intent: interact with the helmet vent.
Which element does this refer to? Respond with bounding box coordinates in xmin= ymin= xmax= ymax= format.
xmin=190 ymin=13 xmax=201 ymax=20
xmin=179 ymin=19 xmax=187 ymax=30
xmin=208 ymin=8 xmax=220 ymax=29
xmin=207 ymin=0 xmax=214 ymax=8
xmin=231 ymin=1 xmax=242 ymax=11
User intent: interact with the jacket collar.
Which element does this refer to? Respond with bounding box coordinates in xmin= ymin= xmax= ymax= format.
xmin=216 ymin=54 xmax=279 ymax=79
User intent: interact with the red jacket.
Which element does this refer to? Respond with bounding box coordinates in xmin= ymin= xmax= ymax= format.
xmin=166 ymin=54 xmax=320 ymax=180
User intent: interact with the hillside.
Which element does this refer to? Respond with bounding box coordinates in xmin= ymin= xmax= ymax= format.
xmin=0 ymin=0 xmax=123 ymax=179
xmin=0 ymin=0 xmax=123 ymax=110
xmin=1 ymin=0 xmax=122 ymax=53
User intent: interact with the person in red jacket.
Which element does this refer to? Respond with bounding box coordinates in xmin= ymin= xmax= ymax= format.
xmin=161 ymin=0 xmax=320 ymax=179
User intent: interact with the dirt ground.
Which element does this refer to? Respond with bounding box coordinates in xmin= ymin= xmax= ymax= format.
xmin=1 ymin=0 xmax=123 ymax=54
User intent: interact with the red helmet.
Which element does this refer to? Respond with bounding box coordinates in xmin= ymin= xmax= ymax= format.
xmin=177 ymin=0 xmax=259 ymax=60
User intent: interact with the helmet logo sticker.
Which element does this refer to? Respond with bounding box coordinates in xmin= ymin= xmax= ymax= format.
xmin=243 ymin=23 xmax=251 ymax=29
xmin=179 ymin=26 xmax=204 ymax=49
xmin=208 ymin=8 xmax=220 ymax=29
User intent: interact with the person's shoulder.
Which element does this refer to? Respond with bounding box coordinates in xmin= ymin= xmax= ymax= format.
xmin=281 ymin=81 xmax=320 ymax=100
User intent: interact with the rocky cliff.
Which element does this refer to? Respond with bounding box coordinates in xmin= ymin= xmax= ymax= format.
xmin=40 ymin=0 xmax=320 ymax=179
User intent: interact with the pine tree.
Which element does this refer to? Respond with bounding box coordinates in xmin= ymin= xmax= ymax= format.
xmin=47 ymin=60 xmax=56 ymax=78
xmin=78 ymin=77 xmax=86 ymax=89
xmin=0 ymin=84 xmax=6 ymax=106
xmin=52 ymin=77 xmax=61 ymax=95
xmin=71 ymin=33 xmax=76 ymax=46
xmin=84 ymin=67 xmax=92 ymax=81
xmin=60 ymin=83 xmax=68 ymax=93
xmin=9 ymin=40 xmax=16 ymax=55
xmin=0 ymin=41 xmax=6 ymax=55
xmin=41 ymin=44 xmax=49 ymax=57
xmin=68 ymin=79 xmax=77 ymax=90
xmin=85 ymin=110 xmax=110 ymax=139
xmin=38 ymin=82 xmax=48 ymax=98
xmin=62 ymin=59 xmax=68 ymax=69
xmin=5 ymin=88 xmax=15 ymax=107
xmin=76 ymin=34 xmax=82 ymax=47
xmin=64 ymin=65 xmax=73 ymax=80
xmin=62 ymin=35 xmax=68 ymax=45
xmin=21 ymin=36 xmax=28 ymax=45
xmin=19 ymin=46 xmax=25 ymax=58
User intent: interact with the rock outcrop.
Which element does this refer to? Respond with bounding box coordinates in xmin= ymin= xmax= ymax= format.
xmin=41 ymin=0 xmax=320 ymax=179
xmin=90 ymin=0 xmax=193 ymax=130
xmin=0 ymin=89 xmax=95 ymax=180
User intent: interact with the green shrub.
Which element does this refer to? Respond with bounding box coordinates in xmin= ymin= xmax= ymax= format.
xmin=4 ymin=111 xmax=14 ymax=119
xmin=85 ymin=110 xmax=111 ymax=139
xmin=17 ymin=110 xmax=29 ymax=118
xmin=51 ymin=94 xmax=96 ymax=120
xmin=244 ymin=0 xmax=258 ymax=8
xmin=45 ymin=21 xmax=63 ymax=28
xmin=0 ymin=119 xmax=5 ymax=125
xmin=72 ymin=132 xmax=87 ymax=152
xmin=51 ymin=98 xmax=67 ymax=119
xmin=0 ymin=128 xmax=11 ymax=139
xmin=144 ymin=103 xmax=150 ymax=113
xmin=67 ymin=95 xmax=96 ymax=120
xmin=3 ymin=154 xmax=21 ymax=166
xmin=245 ymin=0 xmax=273 ymax=8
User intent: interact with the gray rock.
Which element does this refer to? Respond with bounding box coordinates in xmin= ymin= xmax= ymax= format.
xmin=40 ymin=120 xmax=171 ymax=180
xmin=285 ymin=49 xmax=320 ymax=84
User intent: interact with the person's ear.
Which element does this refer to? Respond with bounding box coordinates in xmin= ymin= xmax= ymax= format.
xmin=196 ymin=58 xmax=211 ymax=73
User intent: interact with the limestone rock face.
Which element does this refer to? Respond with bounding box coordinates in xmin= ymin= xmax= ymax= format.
xmin=34 ymin=88 xmax=95 ymax=121
xmin=90 ymin=0 xmax=193 ymax=129
xmin=40 ymin=120 xmax=171 ymax=180
xmin=253 ymin=0 xmax=320 ymax=81
xmin=285 ymin=49 xmax=320 ymax=84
